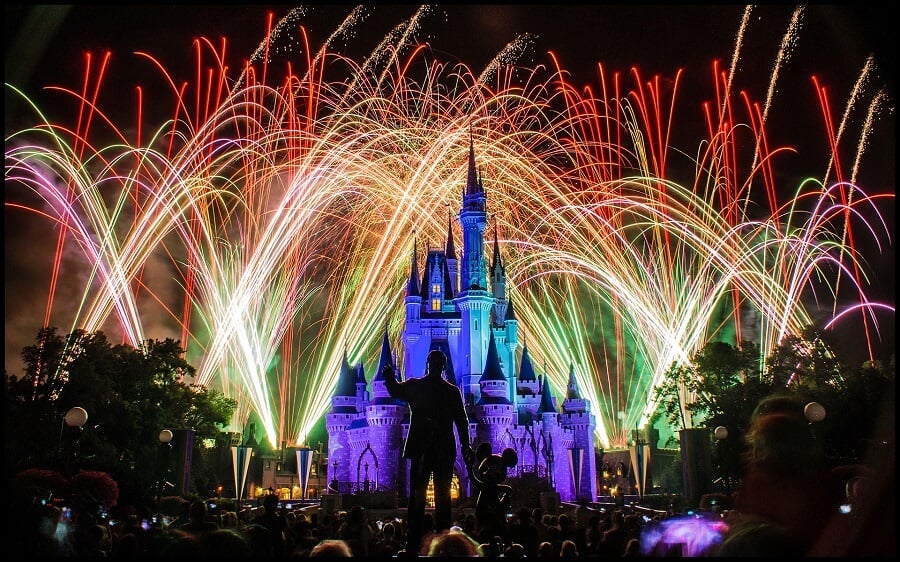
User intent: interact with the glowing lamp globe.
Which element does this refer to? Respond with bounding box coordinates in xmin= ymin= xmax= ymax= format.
xmin=804 ymin=402 xmax=826 ymax=423
xmin=713 ymin=426 xmax=729 ymax=440
xmin=159 ymin=429 xmax=174 ymax=444
xmin=64 ymin=407 xmax=88 ymax=428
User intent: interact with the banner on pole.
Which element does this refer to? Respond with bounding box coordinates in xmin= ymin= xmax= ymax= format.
xmin=231 ymin=445 xmax=253 ymax=501
xmin=568 ymin=448 xmax=583 ymax=498
xmin=629 ymin=444 xmax=651 ymax=498
xmin=296 ymin=447 xmax=314 ymax=499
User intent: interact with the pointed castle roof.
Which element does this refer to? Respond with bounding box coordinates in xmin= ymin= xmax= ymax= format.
xmin=518 ymin=341 xmax=537 ymax=381
xmin=566 ymin=362 xmax=582 ymax=399
xmin=406 ymin=237 xmax=420 ymax=298
xmin=445 ymin=208 xmax=456 ymax=260
xmin=481 ymin=331 xmax=506 ymax=382
xmin=538 ymin=374 xmax=556 ymax=414
xmin=333 ymin=347 xmax=356 ymax=397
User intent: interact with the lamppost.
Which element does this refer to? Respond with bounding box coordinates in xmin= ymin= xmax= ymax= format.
xmin=329 ymin=460 xmax=339 ymax=494
xmin=158 ymin=429 xmax=174 ymax=499
xmin=804 ymin=401 xmax=826 ymax=448
xmin=61 ymin=406 xmax=88 ymax=474
xmin=713 ymin=426 xmax=730 ymax=496
xmin=804 ymin=401 xmax=826 ymax=423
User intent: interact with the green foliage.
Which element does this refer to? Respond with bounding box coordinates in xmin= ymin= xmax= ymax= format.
xmin=5 ymin=327 xmax=237 ymax=507
xmin=651 ymin=327 xmax=895 ymax=477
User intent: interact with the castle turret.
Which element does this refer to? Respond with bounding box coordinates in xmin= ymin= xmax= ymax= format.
xmin=560 ymin=362 xmax=597 ymax=501
xmin=326 ymin=351 xmax=358 ymax=486
xmin=365 ymin=328 xmax=406 ymax=491
xmin=474 ymin=332 xmax=514 ymax=448
xmin=516 ymin=342 xmax=541 ymax=423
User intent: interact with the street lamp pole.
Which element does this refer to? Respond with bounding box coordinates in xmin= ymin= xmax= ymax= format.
xmin=713 ymin=426 xmax=730 ymax=496
xmin=158 ymin=429 xmax=174 ymax=500
xmin=60 ymin=407 xmax=88 ymax=474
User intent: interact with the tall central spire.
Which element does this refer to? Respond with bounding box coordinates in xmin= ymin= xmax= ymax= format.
xmin=466 ymin=127 xmax=479 ymax=197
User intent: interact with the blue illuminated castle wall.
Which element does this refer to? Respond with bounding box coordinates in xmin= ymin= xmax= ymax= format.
xmin=326 ymin=143 xmax=597 ymax=503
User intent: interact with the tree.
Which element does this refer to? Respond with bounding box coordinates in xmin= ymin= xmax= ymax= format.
xmin=652 ymin=340 xmax=762 ymax=431
xmin=652 ymin=327 xmax=895 ymax=485
xmin=5 ymin=328 xmax=237 ymax=507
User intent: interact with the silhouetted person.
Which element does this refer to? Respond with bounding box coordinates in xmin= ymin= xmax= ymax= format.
xmin=179 ymin=500 xmax=218 ymax=536
xmin=382 ymin=349 xmax=473 ymax=555
xmin=336 ymin=504 xmax=374 ymax=556
xmin=731 ymin=393 xmax=848 ymax=555
xmin=254 ymin=493 xmax=289 ymax=557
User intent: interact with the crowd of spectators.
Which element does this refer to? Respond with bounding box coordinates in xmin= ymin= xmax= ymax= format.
xmin=10 ymin=393 xmax=890 ymax=557
xmin=11 ymin=489 xmax=881 ymax=558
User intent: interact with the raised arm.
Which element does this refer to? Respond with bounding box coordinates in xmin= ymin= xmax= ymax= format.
xmin=382 ymin=363 xmax=405 ymax=400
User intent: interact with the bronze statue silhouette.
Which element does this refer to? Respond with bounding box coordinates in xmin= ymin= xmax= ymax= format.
xmin=383 ymin=349 xmax=473 ymax=555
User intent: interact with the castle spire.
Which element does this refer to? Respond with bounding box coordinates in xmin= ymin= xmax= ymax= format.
xmin=406 ymin=235 xmax=419 ymax=297
xmin=490 ymin=223 xmax=503 ymax=273
xmin=566 ymin=362 xmax=582 ymax=399
xmin=538 ymin=373 xmax=556 ymax=414
xmin=466 ymin=129 xmax=479 ymax=197
xmin=372 ymin=324 xmax=394 ymax=382
xmin=518 ymin=340 xmax=537 ymax=381
xmin=445 ymin=207 xmax=456 ymax=260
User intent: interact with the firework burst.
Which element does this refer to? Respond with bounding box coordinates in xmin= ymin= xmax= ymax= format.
xmin=6 ymin=5 xmax=893 ymax=449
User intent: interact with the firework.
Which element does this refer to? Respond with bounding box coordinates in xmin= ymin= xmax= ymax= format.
xmin=5 ymin=6 xmax=893 ymax=449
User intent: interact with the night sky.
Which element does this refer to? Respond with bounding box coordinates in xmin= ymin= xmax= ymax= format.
xmin=5 ymin=5 xmax=895 ymax=372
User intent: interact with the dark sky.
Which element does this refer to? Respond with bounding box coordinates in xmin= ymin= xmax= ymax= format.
xmin=5 ymin=5 xmax=895 ymax=368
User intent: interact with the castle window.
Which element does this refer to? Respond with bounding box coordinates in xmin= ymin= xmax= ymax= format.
xmin=432 ymin=298 xmax=441 ymax=311
xmin=475 ymin=320 xmax=479 ymax=330
xmin=432 ymin=283 xmax=440 ymax=294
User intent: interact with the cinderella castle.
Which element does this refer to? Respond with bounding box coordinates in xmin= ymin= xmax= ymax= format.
xmin=325 ymin=141 xmax=597 ymax=503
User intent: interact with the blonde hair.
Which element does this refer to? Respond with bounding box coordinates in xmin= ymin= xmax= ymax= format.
xmin=428 ymin=529 xmax=481 ymax=557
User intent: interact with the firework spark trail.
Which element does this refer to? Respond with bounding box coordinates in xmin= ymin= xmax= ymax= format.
xmin=724 ymin=4 xmax=753 ymax=115
xmin=5 ymin=7 xmax=893 ymax=448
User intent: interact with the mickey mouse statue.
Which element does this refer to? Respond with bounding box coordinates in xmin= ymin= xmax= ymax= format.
xmin=465 ymin=442 xmax=518 ymax=544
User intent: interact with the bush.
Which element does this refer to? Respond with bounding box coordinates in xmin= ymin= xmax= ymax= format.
xmin=67 ymin=470 xmax=119 ymax=511
xmin=14 ymin=468 xmax=67 ymax=499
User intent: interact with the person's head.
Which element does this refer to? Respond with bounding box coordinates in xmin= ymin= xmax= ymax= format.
xmin=504 ymin=542 xmax=526 ymax=558
xmin=347 ymin=503 xmax=365 ymax=522
xmin=310 ymin=539 xmax=353 ymax=557
xmin=428 ymin=529 xmax=481 ymax=557
xmin=426 ymin=349 xmax=446 ymax=377
xmin=220 ymin=510 xmax=239 ymax=527
xmin=189 ymin=500 xmax=208 ymax=522
xmin=517 ymin=507 xmax=532 ymax=524
xmin=263 ymin=493 xmax=278 ymax=512
xmin=203 ymin=528 xmax=253 ymax=558
xmin=745 ymin=393 xmax=821 ymax=470
xmin=560 ymin=539 xmax=579 ymax=558
xmin=714 ymin=518 xmax=804 ymax=557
